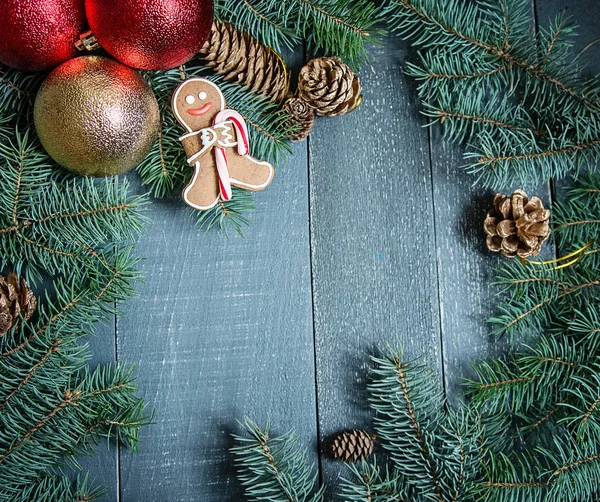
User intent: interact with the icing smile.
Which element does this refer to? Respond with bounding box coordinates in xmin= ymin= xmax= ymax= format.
xmin=187 ymin=103 xmax=212 ymax=116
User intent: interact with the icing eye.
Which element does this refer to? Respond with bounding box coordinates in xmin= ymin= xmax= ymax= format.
xmin=198 ymin=91 xmax=207 ymax=100
xmin=185 ymin=95 xmax=195 ymax=105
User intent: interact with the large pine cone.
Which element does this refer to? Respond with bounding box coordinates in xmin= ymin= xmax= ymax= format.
xmin=330 ymin=429 xmax=376 ymax=462
xmin=283 ymin=97 xmax=315 ymax=142
xmin=298 ymin=57 xmax=362 ymax=117
xmin=199 ymin=20 xmax=289 ymax=103
xmin=0 ymin=273 xmax=36 ymax=336
xmin=484 ymin=190 xmax=551 ymax=258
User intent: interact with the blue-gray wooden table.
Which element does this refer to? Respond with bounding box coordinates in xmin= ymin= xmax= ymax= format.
xmin=86 ymin=0 xmax=600 ymax=499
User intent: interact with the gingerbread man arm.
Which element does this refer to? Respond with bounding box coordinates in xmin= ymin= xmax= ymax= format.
xmin=214 ymin=110 xmax=274 ymax=192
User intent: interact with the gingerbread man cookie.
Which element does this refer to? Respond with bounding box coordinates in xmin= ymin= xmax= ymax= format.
xmin=172 ymin=78 xmax=274 ymax=211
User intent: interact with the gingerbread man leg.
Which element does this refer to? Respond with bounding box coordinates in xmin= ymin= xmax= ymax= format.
xmin=183 ymin=157 xmax=220 ymax=210
xmin=226 ymin=148 xmax=274 ymax=191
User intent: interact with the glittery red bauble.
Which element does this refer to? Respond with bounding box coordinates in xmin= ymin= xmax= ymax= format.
xmin=0 ymin=0 xmax=87 ymax=71
xmin=85 ymin=0 xmax=214 ymax=70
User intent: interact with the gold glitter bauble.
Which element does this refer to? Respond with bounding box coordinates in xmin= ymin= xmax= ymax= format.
xmin=34 ymin=55 xmax=160 ymax=177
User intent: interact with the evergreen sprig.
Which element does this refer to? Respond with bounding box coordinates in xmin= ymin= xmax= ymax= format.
xmin=0 ymin=67 xmax=150 ymax=499
xmin=232 ymin=417 xmax=325 ymax=502
xmin=285 ymin=0 xmax=382 ymax=70
xmin=368 ymin=348 xmax=484 ymax=501
xmin=338 ymin=459 xmax=414 ymax=502
xmin=215 ymin=0 xmax=381 ymax=69
xmin=383 ymin=0 xmax=600 ymax=189
xmin=215 ymin=0 xmax=299 ymax=52
xmin=0 ymin=66 xmax=43 ymax=117
xmin=0 ymin=132 xmax=148 ymax=285
xmin=10 ymin=474 xmax=103 ymax=502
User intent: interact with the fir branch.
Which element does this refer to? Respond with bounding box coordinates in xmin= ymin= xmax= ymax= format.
xmin=559 ymin=371 xmax=600 ymax=441
xmin=0 ymin=337 xmax=63 ymax=412
xmin=467 ymin=335 xmax=589 ymax=420
xmin=385 ymin=0 xmax=600 ymax=188
xmin=0 ymin=389 xmax=80 ymax=467
xmin=368 ymin=348 xmax=483 ymax=501
xmin=0 ymin=66 xmax=44 ymax=119
xmin=338 ymin=461 xmax=414 ymax=502
xmin=0 ymin=129 xmax=148 ymax=284
xmin=195 ymin=187 xmax=255 ymax=236
xmin=0 ymin=362 xmax=148 ymax=497
xmin=282 ymin=0 xmax=382 ymax=69
xmin=369 ymin=351 xmax=445 ymax=499
xmin=488 ymin=258 xmax=600 ymax=338
xmin=232 ymin=417 xmax=324 ymax=502
xmin=419 ymin=91 xmax=543 ymax=147
xmin=215 ymin=0 xmax=299 ymax=51
xmin=136 ymin=102 xmax=189 ymax=199
xmin=554 ymin=174 xmax=600 ymax=251
xmin=4 ymin=474 xmax=103 ymax=502
xmin=384 ymin=0 xmax=600 ymax=112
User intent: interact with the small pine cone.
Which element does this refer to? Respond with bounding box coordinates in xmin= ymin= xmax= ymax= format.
xmin=330 ymin=430 xmax=376 ymax=462
xmin=484 ymin=190 xmax=551 ymax=258
xmin=0 ymin=273 xmax=36 ymax=336
xmin=298 ymin=57 xmax=362 ymax=117
xmin=283 ymin=97 xmax=315 ymax=142
xmin=198 ymin=20 xmax=290 ymax=103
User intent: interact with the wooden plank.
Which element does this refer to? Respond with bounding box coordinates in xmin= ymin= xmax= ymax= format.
xmin=429 ymin=130 xmax=506 ymax=403
xmin=431 ymin=0 xmax=559 ymax=404
xmin=77 ymin=323 xmax=119 ymax=501
xmin=429 ymin=135 xmax=554 ymax=403
xmin=115 ymin=138 xmax=316 ymax=499
xmin=309 ymin=34 xmax=443 ymax=487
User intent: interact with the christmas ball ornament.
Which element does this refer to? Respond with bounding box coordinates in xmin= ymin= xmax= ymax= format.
xmin=34 ymin=56 xmax=160 ymax=177
xmin=85 ymin=0 xmax=214 ymax=70
xmin=0 ymin=0 xmax=86 ymax=71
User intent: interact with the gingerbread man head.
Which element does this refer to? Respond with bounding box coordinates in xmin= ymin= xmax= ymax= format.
xmin=172 ymin=78 xmax=225 ymax=132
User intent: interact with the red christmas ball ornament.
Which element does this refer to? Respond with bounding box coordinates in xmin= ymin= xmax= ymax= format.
xmin=0 ymin=0 xmax=87 ymax=72
xmin=85 ymin=0 xmax=214 ymax=70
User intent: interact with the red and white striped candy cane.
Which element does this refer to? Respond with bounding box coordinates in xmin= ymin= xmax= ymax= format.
xmin=213 ymin=110 xmax=250 ymax=202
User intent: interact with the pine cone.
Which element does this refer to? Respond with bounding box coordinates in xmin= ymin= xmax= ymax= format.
xmin=298 ymin=57 xmax=362 ymax=117
xmin=330 ymin=430 xmax=376 ymax=462
xmin=484 ymin=190 xmax=551 ymax=258
xmin=198 ymin=20 xmax=290 ymax=103
xmin=283 ymin=97 xmax=315 ymax=142
xmin=0 ymin=273 xmax=36 ymax=336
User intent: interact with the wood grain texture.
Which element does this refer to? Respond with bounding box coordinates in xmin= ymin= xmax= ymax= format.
xmin=428 ymin=132 xmax=508 ymax=402
xmin=429 ymin=130 xmax=554 ymax=403
xmin=81 ymin=2 xmax=600 ymax=499
xmin=115 ymin=140 xmax=316 ymax=501
xmin=309 ymin=34 xmax=443 ymax=489
xmin=76 ymin=322 xmax=119 ymax=501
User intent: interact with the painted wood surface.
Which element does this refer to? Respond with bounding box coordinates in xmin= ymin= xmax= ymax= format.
xmin=85 ymin=0 xmax=600 ymax=499
xmin=309 ymin=33 xmax=442 ymax=489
